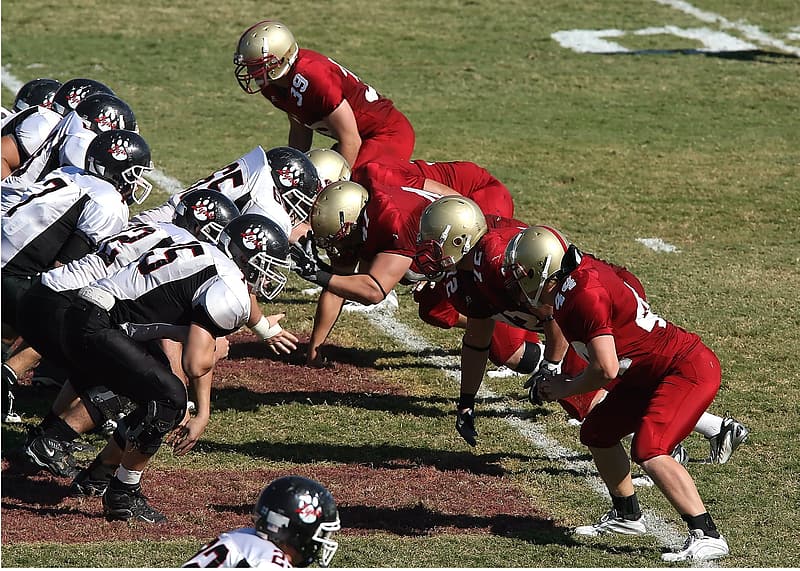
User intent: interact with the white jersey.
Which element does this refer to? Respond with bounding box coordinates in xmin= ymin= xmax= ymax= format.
xmin=3 ymin=111 xmax=94 ymax=196
xmin=0 ymin=105 xmax=62 ymax=165
xmin=183 ymin=528 xmax=292 ymax=568
xmin=41 ymin=221 xmax=195 ymax=292
xmin=93 ymin=240 xmax=250 ymax=341
xmin=1 ymin=166 xmax=128 ymax=277
xmin=131 ymin=146 xmax=292 ymax=237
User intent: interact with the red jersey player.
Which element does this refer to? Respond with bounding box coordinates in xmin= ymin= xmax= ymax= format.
xmin=234 ymin=20 xmax=415 ymax=181
xmin=504 ymin=226 xmax=730 ymax=563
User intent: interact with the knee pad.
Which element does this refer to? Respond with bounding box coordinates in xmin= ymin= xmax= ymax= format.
xmin=83 ymin=386 xmax=137 ymax=426
xmin=516 ymin=342 xmax=544 ymax=374
xmin=126 ymin=400 xmax=185 ymax=454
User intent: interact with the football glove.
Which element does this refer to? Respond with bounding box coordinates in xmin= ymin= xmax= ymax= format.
xmin=290 ymin=232 xmax=333 ymax=286
xmin=455 ymin=408 xmax=478 ymax=447
xmin=524 ymin=360 xmax=560 ymax=406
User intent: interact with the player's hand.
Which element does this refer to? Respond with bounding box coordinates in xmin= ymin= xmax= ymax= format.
xmin=167 ymin=414 xmax=209 ymax=456
xmin=214 ymin=336 xmax=230 ymax=362
xmin=524 ymin=360 xmax=560 ymax=405
xmin=263 ymin=313 xmax=299 ymax=355
xmin=455 ymin=407 xmax=478 ymax=447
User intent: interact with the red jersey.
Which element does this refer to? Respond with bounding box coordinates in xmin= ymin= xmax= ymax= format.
xmin=554 ymin=254 xmax=702 ymax=384
xmin=260 ymin=49 xmax=399 ymax=140
xmin=357 ymin=182 xmax=440 ymax=261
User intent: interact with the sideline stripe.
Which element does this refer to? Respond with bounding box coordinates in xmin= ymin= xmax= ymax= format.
xmin=2 ymin=66 xmax=184 ymax=197
xmin=654 ymin=0 xmax=800 ymax=56
xmin=364 ymin=309 xmax=696 ymax=561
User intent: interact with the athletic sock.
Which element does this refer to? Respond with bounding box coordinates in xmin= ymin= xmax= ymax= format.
xmin=682 ymin=512 xmax=720 ymax=538
xmin=611 ymin=493 xmax=642 ymax=521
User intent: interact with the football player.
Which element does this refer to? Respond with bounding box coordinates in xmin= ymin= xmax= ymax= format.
xmin=234 ymin=20 xmax=415 ymax=181
xmin=307 ymin=147 xmax=351 ymax=188
xmin=26 ymin=214 xmax=289 ymax=523
xmin=132 ymin=145 xmax=322 ymax=354
xmin=183 ymin=475 xmax=340 ymax=568
xmin=1 ymin=130 xmax=151 ymax=424
xmin=2 ymin=78 xmax=114 ymax=178
xmin=506 ymin=225 xmax=731 ymax=562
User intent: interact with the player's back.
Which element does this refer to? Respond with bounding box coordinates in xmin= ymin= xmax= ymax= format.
xmin=183 ymin=527 xmax=292 ymax=568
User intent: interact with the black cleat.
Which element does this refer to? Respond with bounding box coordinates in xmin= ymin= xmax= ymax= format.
xmin=70 ymin=468 xmax=111 ymax=497
xmin=103 ymin=479 xmax=166 ymax=523
xmin=24 ymin=430 xmax=79 ymax=478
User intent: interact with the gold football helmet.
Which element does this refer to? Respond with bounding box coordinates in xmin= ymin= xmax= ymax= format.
xmin=307 ymin=148 xmax=352 ymax=187
xmin=234 ymin=20 xmax=299 ymax=93
xmin=415 ymin=196 xmax=488 ymax=280
xmin=502 ymin=225 xmax=571 ymax=307
xmin=310 ymin=181 xmax=369 ymax=255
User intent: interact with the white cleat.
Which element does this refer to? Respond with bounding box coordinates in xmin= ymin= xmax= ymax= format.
xmin=573 ymin=509 xmax=647 ymax=536
xmin=661 ymin=529 xmax=729 ymax=562
xmin=707 ymin=416 xmax=749 ymax=464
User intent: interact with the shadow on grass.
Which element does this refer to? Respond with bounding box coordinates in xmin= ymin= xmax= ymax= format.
xmin=198 ymin=440 xmax=531 ymax=476
xmin=228 ymin=339 xmax=460 ymax=370
xmin=207 ymin=500 xmax=577 ymax=544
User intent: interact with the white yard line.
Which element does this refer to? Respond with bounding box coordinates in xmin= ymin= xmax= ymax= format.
xmin=654 ymin=0 xmax=800 ymax=56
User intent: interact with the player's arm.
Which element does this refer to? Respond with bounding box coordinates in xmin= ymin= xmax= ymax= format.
xmin=1 ymin=135 xmax=21 ymax=178
xmin=307 ymin=288 xmax=346 ymax=366
xmin=287 ymin=116 xmax=314 ymax=152
xmin=247 ymin=292 xmax=298 ymax=355
xmin=169 ymin=322 xmax=215 ymax=455
xmin=422 ymin=179 xmax=460 ymax=197
xmin=538 ymin=334 xmax=618 ymax=402
xmin=326 ymin=251 xmax=409 ymax=305
xmin=321 ymin=100 xmax=360 ymax=168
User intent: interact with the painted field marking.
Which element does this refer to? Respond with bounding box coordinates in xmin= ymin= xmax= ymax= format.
xmin=637 ymin=237 xmax=681 ymax=252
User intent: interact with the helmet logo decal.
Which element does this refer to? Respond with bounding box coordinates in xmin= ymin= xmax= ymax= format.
xmin=192 ymin=199 xmax=216 ymax=221
xmin=67 ymin=85 xmax=91 ymax=109
xmin=241 ymin=225 xmax=267 ymax=251
xmin=276 ymin=165 xmax=301 ymax=188
xmin=95 ymin=109 xmax=120 ymax=132
xmin=295 ymin=491 xmax=323 ymax=524
xmin=108 ymin=137 xmax=131 ymax=161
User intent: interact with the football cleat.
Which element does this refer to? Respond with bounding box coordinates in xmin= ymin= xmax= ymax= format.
xmin=70 ymin=469 xmax=111 ymax=497
xmin=2 ymin=363 xmax=21 ymax=423
xmin=103 ymin=479 xmax=166 ymax=523
xmin=670 ymin=443 xmax=689 ymax=466
xmin=573 ymin=509 xmax=647 ymax=536
xmin=707 ymin=416 xmax=749 ymax=464
xmin=24 ymin=429 xmax=80 ymax=478
xmin=661 ymin=529 xmax=729 ymax=562
xmin=341 ymin=289 xmax=399 ymax=313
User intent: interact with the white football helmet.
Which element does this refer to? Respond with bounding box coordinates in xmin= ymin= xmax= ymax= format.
xmin=502 ymin=225 xmax=571 ymax=308
xmin=234 ymin=20 xmax=299 ymax=93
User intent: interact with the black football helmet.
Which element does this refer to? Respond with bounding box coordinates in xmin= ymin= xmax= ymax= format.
xmin=51 ymin=78 xmax=115 ymax=116
xmin=217 ymin=213 xmax=291 ymax=300
xmin=84 ymin=129 xmax=153 ymax=205
xmin=252 ymin=476 xmax=340 ymax=567
xmin=13 ymin=78 xmax=62 ymax=112
xmin=173 ymin=189 xmax=240 ymax=243
xmin=266 ymin=146 xmax=322 ymax=225
xmin=75 ymin=93 xmax=138 ymax=134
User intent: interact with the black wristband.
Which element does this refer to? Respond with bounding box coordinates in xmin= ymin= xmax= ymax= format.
xmin=315 ymin=270 xmax=333 ymax=289
xmin=539 ymin=314 xmax=555 ymax=323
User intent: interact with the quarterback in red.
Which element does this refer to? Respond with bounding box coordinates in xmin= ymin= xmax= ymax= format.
xmin=234 ymin=21 xmax=415 ymax=179
xmin=506 ymin=226 xmax=730 ymax=563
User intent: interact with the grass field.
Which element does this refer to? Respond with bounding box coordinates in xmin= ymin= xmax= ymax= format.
xmin=2 ymin=0 xmax=799 ymax=567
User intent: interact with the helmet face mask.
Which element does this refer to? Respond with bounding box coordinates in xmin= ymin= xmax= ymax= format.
xmin=234 ymin=20 xmax=299 ymax=93
xmin=218 ymin=214 xmax=291 ymax=300
xmin=252 ymin=475 xmax=340 ymax=568
xmin=414 ymin=196 xmax=488 ymax=281
xmin=502 ymin=225 xmax=571 ymax=309
xmin=266 ymin=146 xmax=322 ymax=225
xmin=310 ymin=181 xmax=368 ymax=257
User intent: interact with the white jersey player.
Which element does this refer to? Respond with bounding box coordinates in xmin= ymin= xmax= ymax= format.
xmin=132 ymin=146 xmax=292 ymax=238
xmin=183 ymin=528 xmax=292 ymax=568
xmin=1 ymin=105 xmax=62 ymax=176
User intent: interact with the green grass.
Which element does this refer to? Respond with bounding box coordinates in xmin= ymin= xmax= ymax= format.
xmin=3 ymin=0 xmax=800 ymax=567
